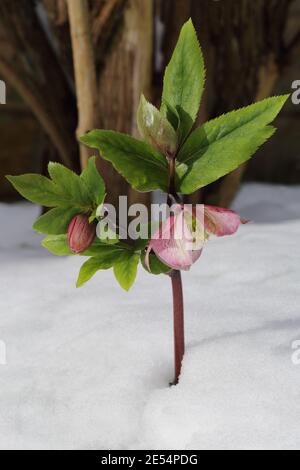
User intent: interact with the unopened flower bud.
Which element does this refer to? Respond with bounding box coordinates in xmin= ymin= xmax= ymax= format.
xmin=67 ymin=214 xmax=96 ymax=254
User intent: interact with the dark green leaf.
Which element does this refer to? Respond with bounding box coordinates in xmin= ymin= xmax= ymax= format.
xmin=80 ymin=130 xmax=168 ymax=192
xmin=81 ymin=156 xmax=106 ymax=206
xmin=161 ymin=19 xmax=205 ymax=144
xmin=162 ymin=100 xmax=180 ymax=132
xmin=176 ymin=95 xmax=289 ymax=194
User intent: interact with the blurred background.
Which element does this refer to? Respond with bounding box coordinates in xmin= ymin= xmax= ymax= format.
xmin=0 ymin=0 xmax=299 ymax=209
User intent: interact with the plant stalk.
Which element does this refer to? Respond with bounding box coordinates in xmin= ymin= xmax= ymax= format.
xmin=167 ymin=154 xmax=185 ymax=385
xmin=171 ymin=270 xmax=185 ymax=385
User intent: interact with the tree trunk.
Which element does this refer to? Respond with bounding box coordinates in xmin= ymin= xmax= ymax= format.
xmin=96 ymin=0 xmax=153 ymax=208
xmin=67 ymin=0 xmax=99 ymax=169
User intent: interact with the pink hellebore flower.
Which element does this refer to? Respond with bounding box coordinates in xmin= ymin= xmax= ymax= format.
xmin=146 ymin=204 xmax=246 ymax=272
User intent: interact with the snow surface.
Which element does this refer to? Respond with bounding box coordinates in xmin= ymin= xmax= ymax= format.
xmin=1 ymin=183 xmax=300 ymax=450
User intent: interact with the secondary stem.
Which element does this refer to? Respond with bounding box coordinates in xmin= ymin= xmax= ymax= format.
xmin=168 ymin=157 xmax=176 ymax=197
xmin=171 ymin=270 xmax=185 ymax=385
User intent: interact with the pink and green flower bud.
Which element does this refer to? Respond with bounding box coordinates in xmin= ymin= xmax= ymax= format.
xmin=67 ymin=214 xmax=96 ymax=254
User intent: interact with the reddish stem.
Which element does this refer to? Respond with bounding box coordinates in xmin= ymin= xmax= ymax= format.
xmin=171 ymin=270 xmax=185 ymax=385
xmin=167 ymin=151 xmax=185 ymax=385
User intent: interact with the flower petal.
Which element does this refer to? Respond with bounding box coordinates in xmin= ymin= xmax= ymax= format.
xmin=148 ymin=209 xmax=204 ymax=271
xmin=204 ymin=205 xmax=242 ymax=237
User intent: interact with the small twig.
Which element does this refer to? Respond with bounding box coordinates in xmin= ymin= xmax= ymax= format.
xmin=92 ymin=0 xmax=119 ymax=43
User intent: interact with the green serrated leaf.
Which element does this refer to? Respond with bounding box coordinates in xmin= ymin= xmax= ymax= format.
xmin=48 ymin=162 xmax=92 ymax=208
xmin=176 ymin=95 xmax=289 ymax=194
xmin=80 ymin=130 xmax=168 ymax=193
xmin=42 ymin=235 xmax=73 ymax=256
xmin=161 ymin=19 xmax=205 ymax=144
xmin=42 ymin=234 xmax=123 ymax=257
xmin=33 ymin=207 xmax=79 ymax=235
xmin=76 ymin=245 xmax=131 ymax=288
xmin=113 ymin=251 xmax=140 ymax=291
xmin=77 ymin=256 xmax=116 ymax=288
xmin=162 ymin=100 xmax=181 ymax=132
xmin=137 ymin=94 xmax=178 ymax=156
xmin=82 ymin=239 xmax=126 ymax=257
xmin=81 ymin=156 xmax=106 ymax=206
xmin=6 ymin=174 xmax=62 ymax=207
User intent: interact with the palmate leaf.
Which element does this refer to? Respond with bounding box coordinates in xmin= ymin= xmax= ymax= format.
xmin=161 ymin=19 xmax=205 ymax=144
xmin=81 ymin=130 xmax=169 ymax=192
xmin=6 ymin=174 xmax=63 ymax=207
xmin=77 ymin=246 xmax=140 ymax=290
xmin=48 ymin=162 xmax=92 ymax=208
xmin=7 ymin=157 xmax=107 ymax=238
xmin=176 ymin=95 xmax=289 ymax=194
xmin=6 ymin=158 xmax=103 ymax=212
xmin=43 ymin=232 xmax=140 ymax=291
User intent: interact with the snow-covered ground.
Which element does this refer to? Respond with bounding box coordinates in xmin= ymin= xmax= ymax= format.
xmin=0 ymin=183 xmax=300 ymax=450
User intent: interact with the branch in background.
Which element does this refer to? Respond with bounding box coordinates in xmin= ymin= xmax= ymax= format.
xmin=285 ymin=30 xmax=300 ymax=64
xmin=67 ymin=0 xmax=99 ymax=169
xmin=42 ymin=0 xmax=75 ymax=82
xmin=91 ymin=0 xmax=129 ymax=67
xmin=0 ymin=0 xmax=79 ymax=170
xmin=0 ymin=57 xmax=74 ymax=169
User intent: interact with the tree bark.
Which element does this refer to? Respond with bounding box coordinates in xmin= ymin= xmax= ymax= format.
xmin=96 ymin=0 xmax=153 ymax=208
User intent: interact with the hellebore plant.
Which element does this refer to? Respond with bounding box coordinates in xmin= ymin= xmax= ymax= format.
xmin=7 ymin=20 xmax=288 ymax=385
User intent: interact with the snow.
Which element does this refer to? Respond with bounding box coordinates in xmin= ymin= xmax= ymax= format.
xmin=1 ymin=183 xmax=300 ymax=450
